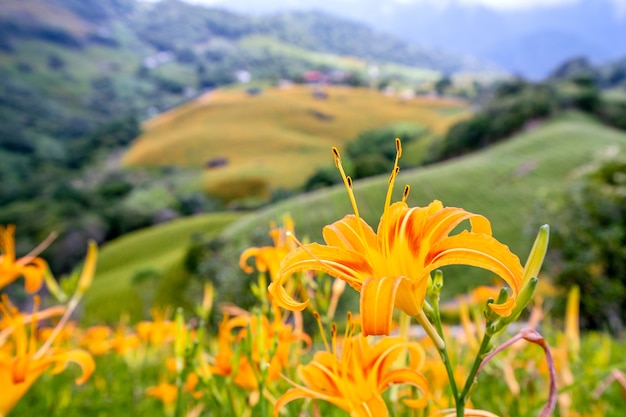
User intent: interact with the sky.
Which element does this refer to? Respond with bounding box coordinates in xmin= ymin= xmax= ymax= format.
xmin=179 ymin=0 xmax=626 ymax=13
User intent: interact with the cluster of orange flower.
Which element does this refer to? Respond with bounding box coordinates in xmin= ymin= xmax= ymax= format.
xmin=246 ymin=139 xmax=552 ymax=417
xmin=0 ymin=225 xmax=96 ymax=415
xmin=1 ymin=138 xmax=568 ymax=417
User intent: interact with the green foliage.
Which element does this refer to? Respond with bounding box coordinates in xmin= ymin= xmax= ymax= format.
xmin=304 ymin=123 xmax=427 ymax=190
xmin=303 ymin=165 xmax=342 ymax=191
xmin=83 ymin=212 xmax=241 ymax=323
xmin=540 ymin=149 xmax=626 ymax=333
xmin=435 ymin=81 xmax=556 ymax=160
xmin=596 ymin=97 xmax=626 ymax=131
xmin=433 ymin=69 xmax=626 ymax=164
xmin=11 ymin=353 xmax=164 ymax=417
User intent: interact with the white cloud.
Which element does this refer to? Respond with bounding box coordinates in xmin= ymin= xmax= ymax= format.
xmin=611 ymin=0 xmax=626 ymax=16
xmin=460 ymin=0 xmax=581 ymax=10
xmin=389 ymin=0 xmax=580 ymax=10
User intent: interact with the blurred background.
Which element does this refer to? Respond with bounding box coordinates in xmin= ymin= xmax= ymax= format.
xmin=1 ymin=0 xmax=625 ymax=333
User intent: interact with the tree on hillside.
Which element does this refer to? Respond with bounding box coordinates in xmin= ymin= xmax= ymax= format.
xmin=541 ymin=148 xmax=626 ymax=335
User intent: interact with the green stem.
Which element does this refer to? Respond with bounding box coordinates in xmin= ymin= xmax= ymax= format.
xmin=415 ymin=310 xmax=445 ymax=350
xmin=457 ymin=332 xmax=494 ymax=415
xmin=415 ymin=310 xmax=459 ymax=406
xmin=174 ymin=374 xmax=184 ymax=417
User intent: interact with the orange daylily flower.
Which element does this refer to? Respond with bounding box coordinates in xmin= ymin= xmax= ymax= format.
xmin=80 ymin=325 xmax=113 ymax=356
xmin=110 ymin=326 xmax=140 ymax=356
xmin=136 ymin=308 xmax=176 ymax=346
xmin=209 ymin=307 xmax=309 ymax=390
xmin=146 ymin=380 xmax=178 ymax=409
xmin=240 ymin=215 xmax=296 ymax=281
xmin=0 ymin=225 xmax=47 ymax=293
xmin=0 ymin=297 xmax=94 ymax=415
xmin=269 ymin=139 xmax=524 ymax=336
xmin=275 ymin=319 xmax=429 ymax=417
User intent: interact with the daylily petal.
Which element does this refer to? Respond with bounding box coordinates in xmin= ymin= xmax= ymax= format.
xmin=360 ymin=276 xmax=404 ymax=336
xmin=268 ymin=279 xmax=309 ymax=311
xmin=423 ymin=206 xmax=492 ymax=246
xmin=270 ymin=243 xmax=374 ymax=310
xmin=19 ymin=258 xmax=47 ymax=293
xmin=279 ymin=244 xmax=373 ymax=288
xmin=351 ymin=395 xmax=388 ymax=417
xmin=274 ymin=386 xmax=347 ymax=417
xmin=49 ymin=349 xmax=95 ymax=384
xmin=323 ymin=215 xmax=378 ymax=253
xmin=427 ymin=233 xmax=523 ymax=316
xmin=378 ymin=368 xmax=429 ymax=409
xmin=394 ymin=278 xmax=429 ymax=318
xmin=239 ymin=247 xmax=264 ymax=274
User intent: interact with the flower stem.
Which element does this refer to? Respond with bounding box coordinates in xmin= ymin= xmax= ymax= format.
xmin=415 ymin=309 xmax=445 ymax=350
xmin=457 ymin=331 xmax=494 ymax=415
xmin=415 ymin=309 xmax=460 ymax=408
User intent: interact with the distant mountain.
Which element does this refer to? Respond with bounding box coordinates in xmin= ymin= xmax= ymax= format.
xmin=0 ymin=0 xmax=496 ymax=202
xmin=0 ymin=0 xmax=493 ymax=159
xmin=0 ymin=0 xmax=495 ymax=270
xmin=207 ymin=0 xmax=626 ymax=80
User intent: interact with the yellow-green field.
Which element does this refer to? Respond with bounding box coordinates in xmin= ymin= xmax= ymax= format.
xmin=122 ymin=85 xmax=469 ymax=199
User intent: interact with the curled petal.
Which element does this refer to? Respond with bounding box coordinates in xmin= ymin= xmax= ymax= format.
xmin=378 ymin=368 xmax=429 ymax=409
xmin=422 ymin=206 xmax=491 ymax=246
xmin=279 ymin=244 xmax=372 ymax=288
xmin=268 ymin=280 xmax=308 ymax=311
xmin=270 ymin=243 xmax=372 ymax=311
xmin=49 ymin=349 xmax=95 ymax=384
xmin=273 ymin=386 xmax=346 ymax=417
xmin=239 ymin=248 xmax=264 ymax=274
xmin=20 ymin=258 xmax=47 ymax=293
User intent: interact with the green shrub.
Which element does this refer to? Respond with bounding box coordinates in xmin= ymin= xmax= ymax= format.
xmin=541 ymin=149 xmax=626 ymax=334
xmin=436 ymin=81 xmax=556 ymax=160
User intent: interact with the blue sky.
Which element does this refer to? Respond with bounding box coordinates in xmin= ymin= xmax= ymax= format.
xmin=177 ymin=0 xmax=626 ymax=13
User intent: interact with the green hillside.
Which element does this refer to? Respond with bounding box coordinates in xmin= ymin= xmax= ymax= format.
xmin=90 ymin=112 xmax=626 ymax=321
xmin=218 ymin=112 xmax=626 ymax=297
xmin=0 ymin=0 xmax=494 ymax=276
xmin=83 ymin=211 xmax=241 ymax=324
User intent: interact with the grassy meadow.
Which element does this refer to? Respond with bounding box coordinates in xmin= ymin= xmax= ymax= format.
xmin=122 ymin=85 xmax=469 ymax=201
xmin=82 ymin=211 xmax=241 ymax=324
xmin=220 ymin=112 xmax=626 ymax=295
xmin=6 ymin=2 xmax=626 ymax=415
xmin=91 ymin=111 xmax=626 ymax=319
xmin=7 ymin=112 xmax=626 ymax=417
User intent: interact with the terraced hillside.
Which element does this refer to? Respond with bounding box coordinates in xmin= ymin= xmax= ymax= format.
xmin=122 ymin=85 xmax=469 ymax=200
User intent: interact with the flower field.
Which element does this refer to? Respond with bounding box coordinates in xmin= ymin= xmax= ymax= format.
xmin=3 ymin=136 xmax=626 ymax=417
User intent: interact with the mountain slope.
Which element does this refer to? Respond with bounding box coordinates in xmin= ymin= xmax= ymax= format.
xmin=220 ymin=112 xmax=626 ymax=294
xmin=121 ymin=85 xmax=469 ymax=201
xmin=210 ymin=0 xmax=626 ymax=79
xmin=0 ymin=0 xmax=491 ymax=270
xmin=0 ymin=0 xmax=490 ymax=198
